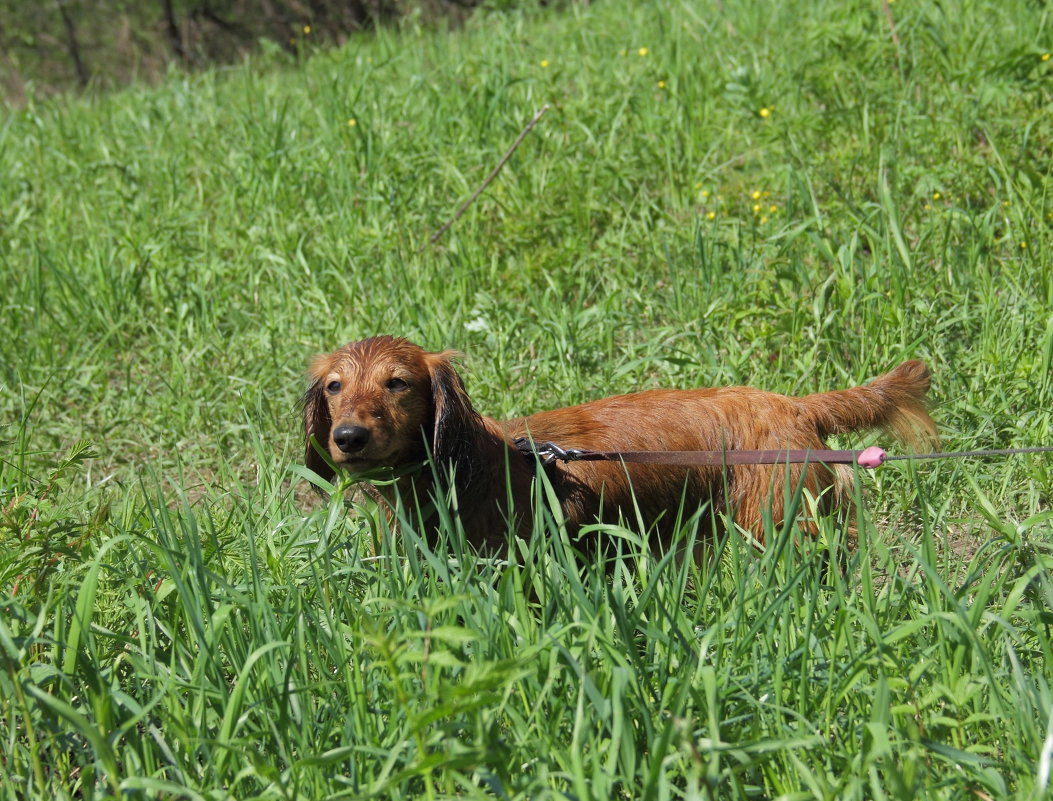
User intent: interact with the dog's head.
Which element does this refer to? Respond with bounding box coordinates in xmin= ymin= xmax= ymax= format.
xmin=303 ymin=336 xmax=482 ymax=485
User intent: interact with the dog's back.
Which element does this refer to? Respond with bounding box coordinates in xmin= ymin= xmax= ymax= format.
xmin=508 ymin=361 xmax=937 ymax=541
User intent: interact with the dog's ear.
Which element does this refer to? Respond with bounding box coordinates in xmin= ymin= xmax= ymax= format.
xmin=302 ymin=378 xmax=335 ymax=483
xmin=426 ymin=351 xmax=484 ymax=493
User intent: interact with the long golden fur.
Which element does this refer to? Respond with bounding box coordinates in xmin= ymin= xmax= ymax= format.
xmin=303 ymin=336 xmax=937 ymax=550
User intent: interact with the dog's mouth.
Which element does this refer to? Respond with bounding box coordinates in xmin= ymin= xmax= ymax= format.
xmin=333 ymin=454 xmax=422 ymax=485
xmin=331 ymin=446 xmax=403 ymax=471
xmin=333 ymin=453 xmax=383 ymax=470
xmin=331 ymin=445 xmax=424 ymax=477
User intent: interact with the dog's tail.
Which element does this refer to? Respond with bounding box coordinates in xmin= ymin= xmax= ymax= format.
xmin=800 ymin=360 xmax=938 ymax=449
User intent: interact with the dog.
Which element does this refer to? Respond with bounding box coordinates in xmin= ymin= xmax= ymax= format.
xmin=303 ymin=336 xmax=936 ymax=551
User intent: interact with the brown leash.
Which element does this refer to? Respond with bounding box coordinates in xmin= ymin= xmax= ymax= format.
xmin=514 ymin=439 xmax=1053 ymax=470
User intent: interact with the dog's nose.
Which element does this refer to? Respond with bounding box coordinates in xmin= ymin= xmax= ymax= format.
xmin=333 ymin=425 xmax=371 ymax=453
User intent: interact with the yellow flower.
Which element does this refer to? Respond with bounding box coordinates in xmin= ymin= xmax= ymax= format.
xmin=932 ymin=191 xmax=941 ymax=200
xmin=923 ymin=203 xmax=931 ymax=211
xmin=759 ymin=107 xmax=771 ymax=118
xmin=769 ymin=204 xmax=778 ymax=213
xmin=751 ymin=190 xmax=761 ymax=200
xmin=706 ymin=211 xmax=717 ymax=220
xmin=657 ymin=80 xmax=666 ymax=89
xmin=540 ymin=59 xmax=550 ymax=68
xmin=1003 ymin=200 xmax=1011 ymax=207
xmin=303 ymin=25 xmax=312 ymax=34
xmin=1043 ymin=53 xmax=1051 ymax=62
xmin=701 ymin=190 xmax=710 ymax=198
xmin=638 ymin=47 xmax=649 ymax=56
xmin=348 ymin=118 xmax=357 ymax=127
xmin=1020 ymin=242 xmax=1028 ymax=249
xmin=760 ymin=216 xmax=769 ymax=224
xmin=752 ymin=203 xmax=762 ymax=213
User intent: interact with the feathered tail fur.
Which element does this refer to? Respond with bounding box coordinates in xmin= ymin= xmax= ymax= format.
xmin=801 ymin=360 xmax=938 ymax=450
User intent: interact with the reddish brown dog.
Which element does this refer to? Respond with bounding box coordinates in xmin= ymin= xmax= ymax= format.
xmin=304 ymin=336 xmax=936 ymax=551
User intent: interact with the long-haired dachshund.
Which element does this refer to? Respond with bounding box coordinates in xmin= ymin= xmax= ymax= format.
xmin=303 ymin=336 xmax=936 ymax=551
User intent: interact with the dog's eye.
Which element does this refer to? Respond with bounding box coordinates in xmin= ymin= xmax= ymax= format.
xmin=386 ymin=377 xmax=409 ymax=391
xmin=326 ymin=380 xmax=341 ymax=394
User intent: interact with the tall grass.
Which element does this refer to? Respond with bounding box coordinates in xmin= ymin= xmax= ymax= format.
xmin=1 ymin=0 xmax=1051 ymax=797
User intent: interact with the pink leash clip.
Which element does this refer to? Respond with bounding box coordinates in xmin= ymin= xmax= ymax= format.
xmin=856 ymin=446 xmax=887 ymax=469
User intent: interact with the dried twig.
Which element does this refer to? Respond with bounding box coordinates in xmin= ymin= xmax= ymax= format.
xmin=421 ymin=104 xmax=550 ymax=251
xmin=880 ymin=0 xmax=901 ymax=52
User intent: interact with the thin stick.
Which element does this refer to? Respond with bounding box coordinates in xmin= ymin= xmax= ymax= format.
xmin=880 ymin=0 xmax=901 ymax=51
xmin=421 ymin=104 xmax=550 ymax=251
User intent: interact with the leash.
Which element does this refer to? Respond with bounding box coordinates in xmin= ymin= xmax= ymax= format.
xmin=513 ymin=439 xmax=1053 ymax=470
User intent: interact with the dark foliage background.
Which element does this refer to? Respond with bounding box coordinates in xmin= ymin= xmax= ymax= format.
xmin=0 ymin=0 xmax=541 ymax=100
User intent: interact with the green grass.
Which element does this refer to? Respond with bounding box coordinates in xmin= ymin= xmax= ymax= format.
xmin=1 ymin=0 xmax=1052 ymax=797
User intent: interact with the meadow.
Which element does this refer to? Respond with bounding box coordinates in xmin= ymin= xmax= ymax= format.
xmin=1 ymin=0 xmax=1052 ymax=797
